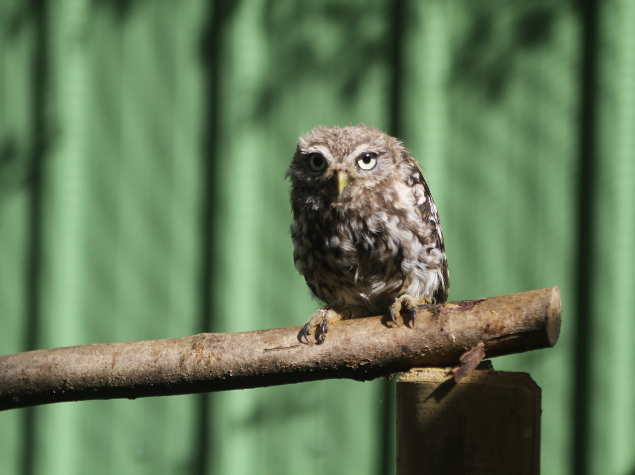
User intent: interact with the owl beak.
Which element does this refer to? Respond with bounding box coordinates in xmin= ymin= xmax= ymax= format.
xmin=336 ymin=170 xmax=349 ymax=195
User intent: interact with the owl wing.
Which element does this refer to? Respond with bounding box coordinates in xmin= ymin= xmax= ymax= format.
xmin=410 ymin=164 xmax=450 ymax=303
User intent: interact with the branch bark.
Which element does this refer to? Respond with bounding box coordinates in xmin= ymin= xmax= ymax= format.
xmin=0 ymin=287 xmax=561 ymax=411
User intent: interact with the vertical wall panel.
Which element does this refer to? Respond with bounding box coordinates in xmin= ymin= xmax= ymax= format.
xmin=402 ymin=2 xmax=580 ymax=474
xmin=0 ymin=1 xmax=41 ymax=473
xmin=208 ymin=1 xmax=391 ymax=474
xmin=588 ymin=1 xmax=635 ymax=474
xmin=5 ymin=1 xmax=207 ymax=474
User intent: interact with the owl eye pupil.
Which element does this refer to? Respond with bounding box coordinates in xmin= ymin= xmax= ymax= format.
xmin=357 ymin=152 xmax=378 ymax=170
xmin=308 ymin=153 xmax=326 ymax=171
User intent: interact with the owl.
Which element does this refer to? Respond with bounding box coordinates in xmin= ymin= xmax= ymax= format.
xmin=286 ymin=124 xmax=449 ymax=343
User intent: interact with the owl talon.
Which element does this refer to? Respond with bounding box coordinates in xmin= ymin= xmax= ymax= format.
xmin=298 ymin=308 xmax=348 ymax=344
xmin=409 ymin=307 xmax=418 ymax=326
xmin=319 ymin=320 xmax=329 ymax=339
xmin=390 ymin=294 xmax=432 ymax=328
xmin=388 ymin=307 xmax=399 ymax=326
xmin=299 ymin=323 xmax=312 ymax=343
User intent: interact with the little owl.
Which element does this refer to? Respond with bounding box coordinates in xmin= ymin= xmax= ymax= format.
xmin=286 ymin=124 xmax=449 ymax=343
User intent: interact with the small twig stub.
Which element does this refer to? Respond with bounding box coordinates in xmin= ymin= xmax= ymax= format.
xmin=451 ymin=342 xmax=486 ymax=382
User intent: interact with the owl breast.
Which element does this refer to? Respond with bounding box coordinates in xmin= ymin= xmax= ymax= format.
xmin=291 ymin=181 xmax=445 ymax=318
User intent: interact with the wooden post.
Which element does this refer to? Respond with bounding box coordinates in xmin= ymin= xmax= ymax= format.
xmin=397 ymin=367 xmax=541 ymax=475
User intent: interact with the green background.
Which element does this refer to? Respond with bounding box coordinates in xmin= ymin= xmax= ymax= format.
xmin=1 ymin=1 xmax=634 ymax=474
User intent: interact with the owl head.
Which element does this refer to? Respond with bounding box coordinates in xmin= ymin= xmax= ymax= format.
xmin=286 ymin=124 xmax=416 ymax=208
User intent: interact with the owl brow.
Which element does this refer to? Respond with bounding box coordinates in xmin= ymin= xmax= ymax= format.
xmin=347 ymin=143 xmax=382 ymax=161
xmin=303 ymin=145 xmax=333 ymax=161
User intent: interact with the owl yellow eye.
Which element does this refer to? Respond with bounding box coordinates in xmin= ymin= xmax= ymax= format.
xmin=308 ymin=153 xmax=326 ymax=171
xmin=357 ymin=152 xmax=378 ymax=170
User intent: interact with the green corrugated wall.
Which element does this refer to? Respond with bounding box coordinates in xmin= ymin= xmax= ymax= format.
xmin=1 ymin=1 xmax=634 ymax=474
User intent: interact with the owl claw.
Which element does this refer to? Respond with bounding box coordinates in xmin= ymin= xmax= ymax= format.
xmin=298 ymin=308 xmax=349 ymax=344
xmin=320 ymin=319 xmax=329 ymax=333
xmin=390 ymin=294 xmax=432 ymax=328
xmin=299 ymin=323 xmax=312 ymax=344
xmin=409 ymin=307 xmax=417 ymax=326
xmin=388 ymin=307 xmax=399 ymax=326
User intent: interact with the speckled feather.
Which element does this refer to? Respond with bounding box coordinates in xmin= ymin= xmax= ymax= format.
xmin=286 ymin=124 xmax=449 ymax=330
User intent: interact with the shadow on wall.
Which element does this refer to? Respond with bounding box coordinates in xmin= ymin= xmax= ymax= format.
xmin=254 ymin=1 xmax=395 ymax=119
xmin=1 ymin=0 xmax=49 ymax=199
xmin=451 ymin=6 xmax=555 ymax=101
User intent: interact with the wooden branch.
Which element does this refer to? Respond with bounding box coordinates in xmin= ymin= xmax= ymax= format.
xmin=0 ymin=287 xmax=561 ymax=411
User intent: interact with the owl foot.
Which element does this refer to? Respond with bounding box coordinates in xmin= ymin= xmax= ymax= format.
xmin=299 ymin=308 xmax=351 ymax=344
xmin=389 ymin=295 xmax=432 ymax=327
